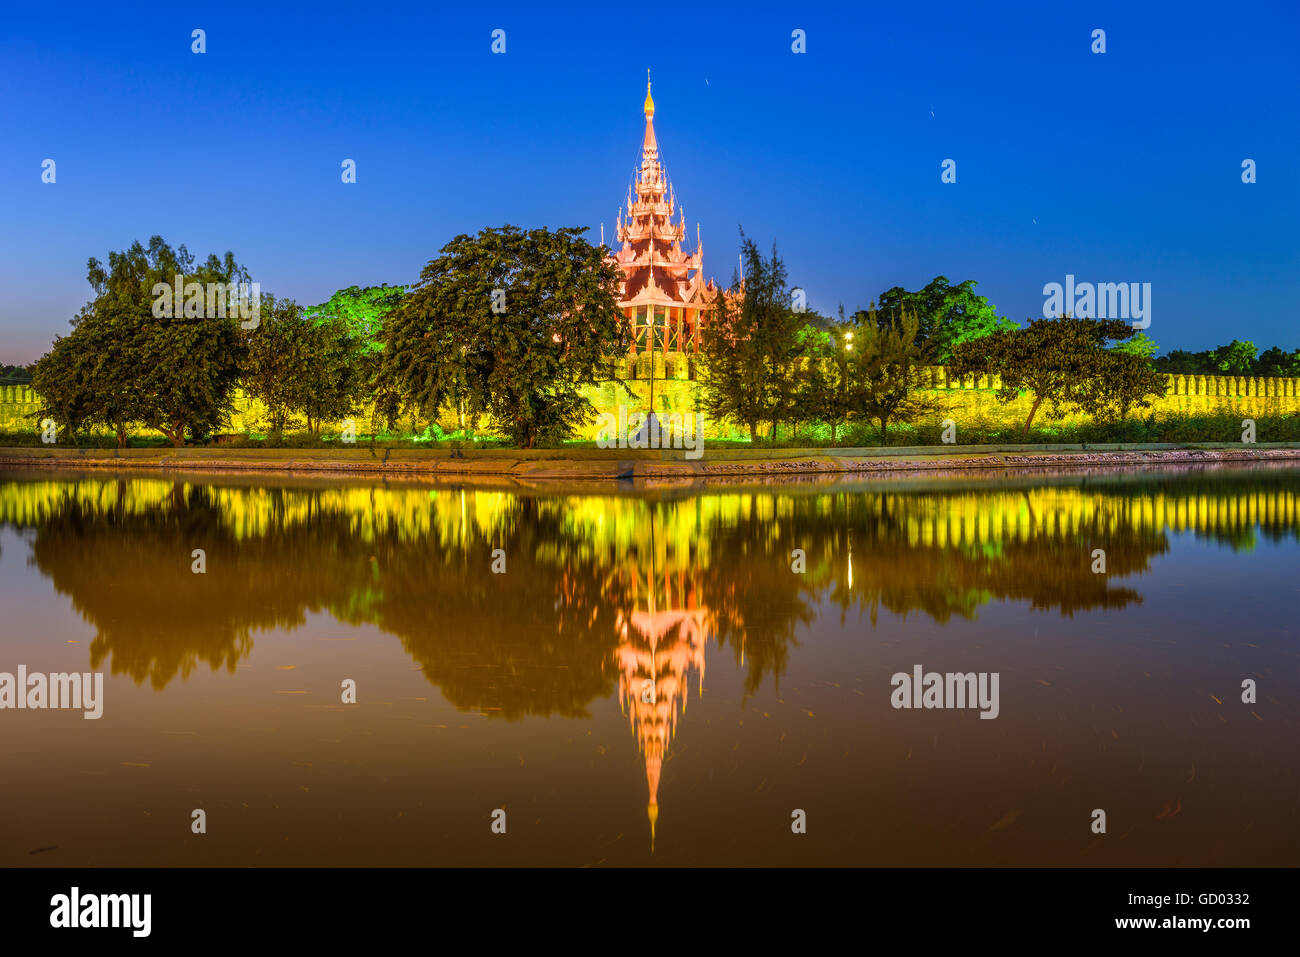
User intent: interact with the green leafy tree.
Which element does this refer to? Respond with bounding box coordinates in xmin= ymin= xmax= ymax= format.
xmin=1255 ymin=346 xmax=1300 ymax=378
xmin=1209 ymin=339 xmax=1258 ymax=374
xmin=93 ymin=237 xmax=247 ymax=445
xmin=32 ymin=238 xmax=247 ymax=446
xmin=241 ymin=296 xmax=313 ymax=438
xmin=305 ymin=284 xmax=404 ymax=356
xmin=1080 ymin=350 xmax=1168 ymax=421
xmin=295 ymin=314 xmax=366 ymax=435
xmin=779 ymin=317 xmax=834 ymax=441
xmin=950 ymin=316 xmax=1142 ymax=435
xmin=1153 ymin=349 xmax=1209 ymax=375
xmin=305 ymin=285 xmax=404 ymax=429
xmin=1112 ymin=331 xmax=1159 ymax=359
xmin=795 ymin=318 xmax=858 ymax=444
xmin=378 ymin=225 xmax=627 ymax=447
xmin=30 ymin=327 xmax=96 ymax=441
xmin=872 ymin=276 xmax=1016 ymax=363
xmin=243 ymin=298 xmax=365 ymax=438
xmin=848 ymin=306 xmax=938 ymax=441
xmin=1155 ymin=342 xmax=1300 ymax=377
xmin=697 ymin=291 xmax=764 ymax=442
xmin=698 ymin=232 xmax=805 ymax=442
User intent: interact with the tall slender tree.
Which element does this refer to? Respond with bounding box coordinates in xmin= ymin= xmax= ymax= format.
xmin=849 ymin=306 xmax=937 ymax=441
xmin=698 ymin=231 xmax=804 ymax=442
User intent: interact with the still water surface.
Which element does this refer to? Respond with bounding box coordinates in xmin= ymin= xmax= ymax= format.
xmin=1 ymin=465 xmax=1296 ymax=866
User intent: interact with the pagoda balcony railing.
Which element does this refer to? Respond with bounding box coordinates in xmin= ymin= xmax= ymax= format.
xmin=631 ymin=320 xmax=698 ymax=355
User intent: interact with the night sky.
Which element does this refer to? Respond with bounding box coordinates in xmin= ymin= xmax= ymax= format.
xmin=2 ymin=0 xmax=1296 ymax=362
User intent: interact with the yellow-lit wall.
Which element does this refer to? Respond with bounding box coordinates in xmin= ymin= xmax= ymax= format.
xmin=3 ymin=363 xmax=1298 ymax=441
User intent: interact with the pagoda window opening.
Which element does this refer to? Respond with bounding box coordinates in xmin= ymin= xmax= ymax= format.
xmin=634 ymin=306 xmax=649 ymax=355
xmin=652 ymin=306 xmax=667 ymax=353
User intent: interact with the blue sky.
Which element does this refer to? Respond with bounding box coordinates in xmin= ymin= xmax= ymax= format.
xmin=2 ymin=0 xmax=1297 ymax=363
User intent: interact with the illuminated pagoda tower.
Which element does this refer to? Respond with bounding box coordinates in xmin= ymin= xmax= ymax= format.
xmin=611 ymin=75 xmax=719 ymax=359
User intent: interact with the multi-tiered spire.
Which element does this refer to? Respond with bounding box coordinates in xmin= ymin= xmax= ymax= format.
xmin=611 ymin=74 xmax=717 ymax=354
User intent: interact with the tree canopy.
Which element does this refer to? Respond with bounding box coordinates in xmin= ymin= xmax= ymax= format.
xmin=870 ymin=276 xmax=1017 ymax=363
xmin=377 ymin=225 xmax=628 ymax=447
xmin=698 ymin=231 xmax=806 ymax=441
xmin=31 ymin=236 xmax=249 ymax=446
xmin=950 ymin=316 xmax=1166 ymax=433
xmin=305 ymin=284 xmax=405 ymax=356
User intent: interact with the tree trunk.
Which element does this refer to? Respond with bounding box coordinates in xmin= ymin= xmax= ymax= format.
xmin=1023 ymin=396 xmax=1043 ymax=436
xmin=116 ymin=423 xmax=127 ymax=448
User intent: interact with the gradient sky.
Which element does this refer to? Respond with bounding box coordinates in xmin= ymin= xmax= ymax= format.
xmin=2 ymin=0 xmax=1297 ymax=364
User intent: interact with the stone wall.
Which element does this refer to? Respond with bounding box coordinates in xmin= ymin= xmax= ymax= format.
xmin=592 ymin=360 xmax=1300 ymax=436
xmin=2 ymin=362 xmax=1297 ymax=441
xmin=0 ymin=385 xmax=41 ymax=432
xmin=914 ymin=367 xmax=1300 ymax=427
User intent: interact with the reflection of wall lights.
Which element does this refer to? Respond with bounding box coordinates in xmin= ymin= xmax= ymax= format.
xmin=848 ymin=548 xmax=853 ymax=589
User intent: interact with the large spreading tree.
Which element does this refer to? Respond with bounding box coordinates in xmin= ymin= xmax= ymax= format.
xmin=949 ymin=316 xmax=1166 ymax=433
xmin=32 ymin=237 xmax=249 ymax=446
xmin=377 ymin=225 xmax=628 ymax=447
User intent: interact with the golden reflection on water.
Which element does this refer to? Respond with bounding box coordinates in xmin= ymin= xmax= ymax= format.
xmin=0 ymin=466 xmax=1296 ymax=865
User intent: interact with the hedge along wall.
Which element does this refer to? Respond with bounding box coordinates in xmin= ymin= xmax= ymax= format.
xmin=3 ymin=364 xmax=1299 ymax=440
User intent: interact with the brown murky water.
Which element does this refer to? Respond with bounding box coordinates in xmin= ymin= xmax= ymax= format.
xmin=1 ymin=465 xmax=1296 ymax=866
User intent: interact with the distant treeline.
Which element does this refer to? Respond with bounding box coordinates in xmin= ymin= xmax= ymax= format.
xmin=0 ymin=364 xmax=32 ymax=385
xmin=1153 ymin=341 xmax=1300 ymax=377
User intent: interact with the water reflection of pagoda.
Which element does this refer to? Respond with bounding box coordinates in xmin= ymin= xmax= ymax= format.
xmin=615 ymin=566 xmax=711 ymax=850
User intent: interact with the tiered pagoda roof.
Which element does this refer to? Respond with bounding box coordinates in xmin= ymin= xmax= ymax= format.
xmin=611 ymin=78 xmax=719 ymax=310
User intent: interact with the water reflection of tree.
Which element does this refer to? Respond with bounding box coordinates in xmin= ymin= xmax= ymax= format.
xmin=370 ymin=497 xmax=624 ymax=719
xmin=29 ymin=483 xmax=330 ymax=688
xmin=6 ymin=471 xmax=1295 ymax=703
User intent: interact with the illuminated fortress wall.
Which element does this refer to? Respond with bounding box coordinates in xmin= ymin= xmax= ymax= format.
xmin=580 ymin=365 xmax=1300 ymax=440
xmin=2 ymin=367 xmax=1299 ymax=441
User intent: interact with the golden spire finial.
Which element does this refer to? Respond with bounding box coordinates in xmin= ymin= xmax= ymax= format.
xmin=644 ymin=69 xmax=655 ymax=118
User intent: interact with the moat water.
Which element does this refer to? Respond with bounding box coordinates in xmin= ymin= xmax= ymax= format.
xmin=1 ymin=465 xmax=1296 ymax=865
